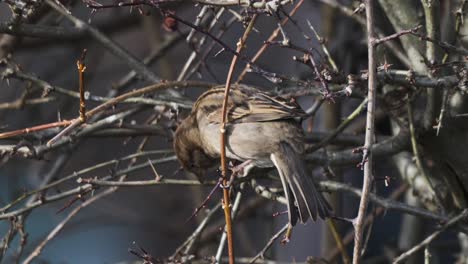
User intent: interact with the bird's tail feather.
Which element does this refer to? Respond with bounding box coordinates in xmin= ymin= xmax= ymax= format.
xmin=271 ymin=142 xmax=332 ymax=224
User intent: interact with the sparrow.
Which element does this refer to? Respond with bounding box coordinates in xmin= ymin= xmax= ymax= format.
xmin=174 ymin=84 xmax=331 ymax=225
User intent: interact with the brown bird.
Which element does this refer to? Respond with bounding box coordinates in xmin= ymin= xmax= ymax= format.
xmin=174 ymin=84 xmax=331 ymax=225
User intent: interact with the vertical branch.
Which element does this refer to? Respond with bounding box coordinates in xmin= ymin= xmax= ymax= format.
xmin=219 ymin=46 xmax=238 ymax=264
xmin=353 ymin=1 xmax=376 ymax=263
xmin=77 ymin=49 xmax=87 ymax=123
xmin=422 ymin=0 xmax=440 ymax=63
xmin=215 ymin=184 xmax=245 ymax=263
xmin=219 ymin=15 xmax=257 ymax=264
xmin=421 ymin=0 xmax=441 ymax=131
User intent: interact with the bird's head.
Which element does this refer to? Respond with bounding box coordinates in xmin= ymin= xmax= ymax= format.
xmin=174 ymin=115 xmax=216 ymax=182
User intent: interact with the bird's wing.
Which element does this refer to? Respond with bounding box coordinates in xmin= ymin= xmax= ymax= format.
xmin=235 ymin=92 xmax=306 ymax=122
xmin=196 ymin=85 xmax=305 ymax=124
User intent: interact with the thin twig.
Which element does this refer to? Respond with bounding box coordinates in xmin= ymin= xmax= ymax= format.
xmin=307 ymin=20 xmax=338 ymax=72
xmin=0 ymin=120 xmax=72 ymax=139
xmin=407 ymin=102 xmax=443 ymax=211
xmin=249 ymin=224 xmax=289 ymax=263
xmin=77 ymin=178 xmax=216 ymax=186
xmin=170 ymin=203 xmax=222 ymax=260
xmin=393 ymin=209 xmax=468 ymax=264
xmin=307 ymin=98 xmax=368 ymax=153
xmin=0 ymin=97 xmax=56 ymax=110
xmin=372 ymin=25 xmax=422 ymax=46
xmin=409 ymin=31 xmax=468 ymax=56
xmin=326 ymin=219 xmax=351 ymax=264
xmin=236 ymin=0 xmax=305 ymax=83
xmin=22 ymin=188 xmax=114 ymax=264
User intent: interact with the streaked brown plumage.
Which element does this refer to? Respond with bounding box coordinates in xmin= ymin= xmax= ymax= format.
xmin=174 ymin=84 xmax=331 ymax=224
